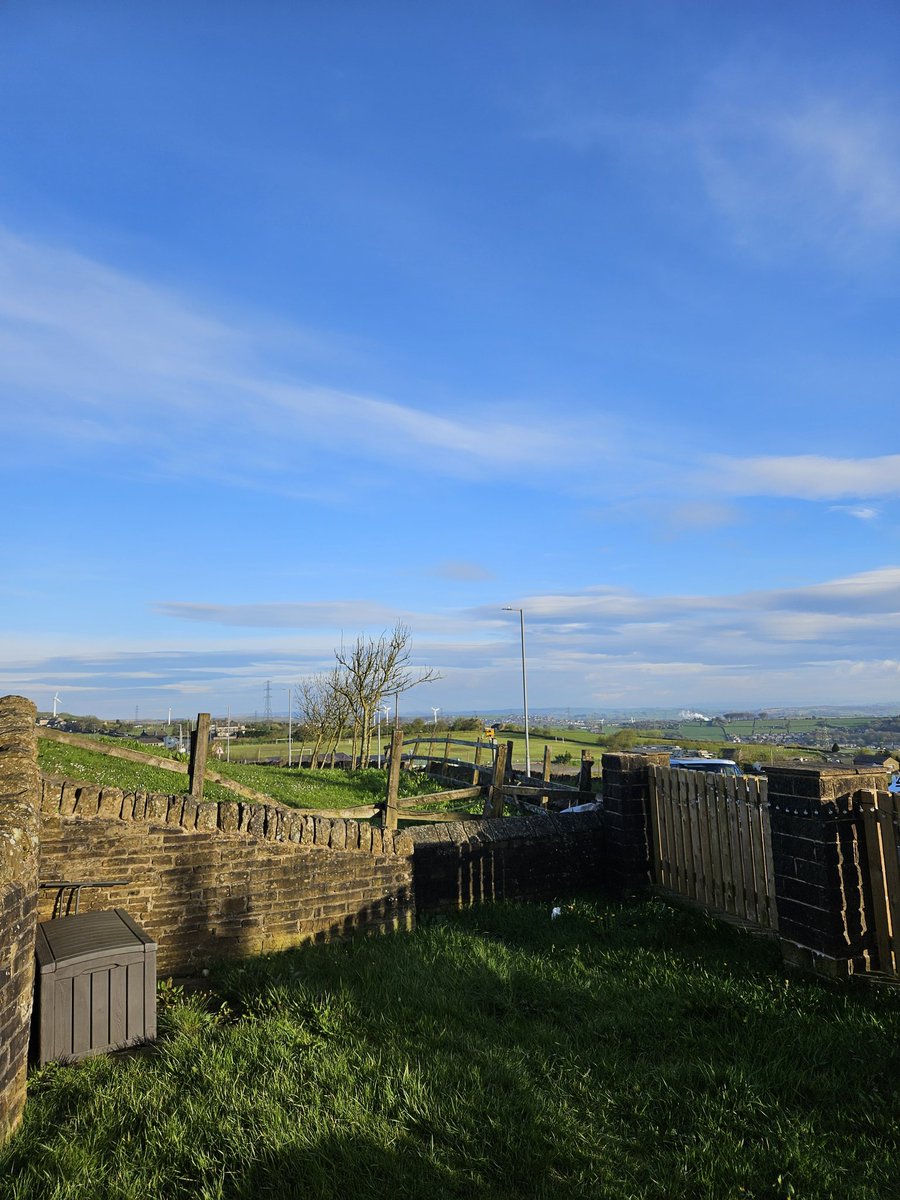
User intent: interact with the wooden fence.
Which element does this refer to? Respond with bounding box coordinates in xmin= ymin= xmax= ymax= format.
xmin=857 ymin=789 xmax=900 ymax=977
xmin=648 ymin=765 xmax=778 ymax=931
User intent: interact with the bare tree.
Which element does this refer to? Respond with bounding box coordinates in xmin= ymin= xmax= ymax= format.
xmin=333 ymin=622 xmax=441 ymax=767
xmin=294 ymin=669 xmax=350 ymax=767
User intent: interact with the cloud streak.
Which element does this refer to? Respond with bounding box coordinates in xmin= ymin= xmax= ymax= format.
xmin=703 ymin=454 xmax=900 ymax=501
xmin=0 ymin=226 xmax=601 ymax=489
xmin=155 ymin=600 xmax=401 ymax=629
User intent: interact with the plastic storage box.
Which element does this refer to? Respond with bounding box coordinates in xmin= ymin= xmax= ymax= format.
xmin=34 ymin=909 xmax=157 ymax=1064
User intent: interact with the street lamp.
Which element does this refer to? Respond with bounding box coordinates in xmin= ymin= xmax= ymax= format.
xmin=502 ymin=606 xmax=531 ymax=776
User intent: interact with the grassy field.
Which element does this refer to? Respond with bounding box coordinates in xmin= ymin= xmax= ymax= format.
xmin=223 ymin=730 xmax=587 ymax=769
xmin=91 ymin=718 xmax=881 ymax=777
xmin=36 ymin=742 xmax=442 ymax=810
xmin=3 ymin=897 xmax=898 ymax=1199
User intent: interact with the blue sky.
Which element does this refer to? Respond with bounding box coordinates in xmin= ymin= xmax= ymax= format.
xmin=4 ymin=1 xmax=900 ymax=719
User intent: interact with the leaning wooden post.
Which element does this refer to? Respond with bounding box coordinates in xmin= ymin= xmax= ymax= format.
xmin=485 ymin=740 xmax=508 ymax=819
xmin=541 ymin=743 xmax=552 ymax=808
xmin=441 ymin=733 xmax=451 ymax=779
xmin=579 ymin=751 xmax=594 ymax=797
xmin=188 ymin=712 xmax=211 ymax=800
xmin=384 ymin=727 xmax=403 ymax=830
xmin=472 ymin=739 xmax=483 ymax=786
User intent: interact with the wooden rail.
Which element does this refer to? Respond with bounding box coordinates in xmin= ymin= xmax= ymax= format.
xmin=37 ymin=726 xmax=326 ymax=809
xmin=396 ymin=786 xmax=484 ymax=809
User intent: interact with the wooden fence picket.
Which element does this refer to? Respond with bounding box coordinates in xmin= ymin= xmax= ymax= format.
xmin=858 ymin=790 xmax=900 ymax=975
xmin=648 ymin=766 xmax=777 ymax=933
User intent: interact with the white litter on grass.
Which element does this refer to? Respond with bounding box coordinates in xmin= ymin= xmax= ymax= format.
xmin=551 ymin=907 xmax=562 ymax=920
xmin=560 ymin=801 xmax=602 ymax=813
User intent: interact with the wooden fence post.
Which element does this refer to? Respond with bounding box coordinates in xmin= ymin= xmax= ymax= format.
xmin=484 ymin=740 xmax=508 ymax=818
xmin=472 ymin=739 xmax=483 ymax=787
xmin=541 ymin=744 xmax=552 ymax=808
xmin=189 ymin=712 xmax=211 ymax=800
xmin=579 ymin=751 xmax=594 ymax=796
xmin=384 ymin=728 xmax=404 ymax=830
xmin=441 ymin=734 xmax=450 ymax=779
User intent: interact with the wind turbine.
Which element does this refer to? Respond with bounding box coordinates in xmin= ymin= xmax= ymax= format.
xmin=431 ymin=706 xmax=441 ymax=727
xmin=52 ymin=693 xmax=61 ymax=718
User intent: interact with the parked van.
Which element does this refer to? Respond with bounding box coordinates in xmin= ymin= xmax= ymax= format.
xmin=669 ymin=757 xmax=743 ymax=777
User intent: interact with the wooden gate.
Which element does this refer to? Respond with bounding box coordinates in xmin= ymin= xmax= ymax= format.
xmin=648 ymin=766 xmax=778 ymax=931
xmin=857 ymin=789 xmax=900 ymax=976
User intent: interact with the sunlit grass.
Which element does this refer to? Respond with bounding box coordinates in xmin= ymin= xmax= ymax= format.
xmin=37 ymin=741 xmax=442 ymax=809
xmin=4 ymin=898 xmax=898 ymax=1199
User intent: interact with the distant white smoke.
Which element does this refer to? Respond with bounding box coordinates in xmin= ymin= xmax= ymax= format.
xmin=679 ymin=710 xmax=710 ymax=721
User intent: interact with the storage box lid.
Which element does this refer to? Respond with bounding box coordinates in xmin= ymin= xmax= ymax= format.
xmin=36 ymin=909 xmax=156 ymax=973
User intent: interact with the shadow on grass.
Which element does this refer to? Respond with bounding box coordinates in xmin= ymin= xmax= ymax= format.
xmin=4 ymin=898 xmax=900 ymax=1200
xmin=232 ymin=1133 xmax=521 ymax=1200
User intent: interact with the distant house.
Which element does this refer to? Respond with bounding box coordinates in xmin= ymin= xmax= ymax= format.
xmin=853 ymin=753 xmax=899 ymax=771
xmin=137 ymin=732 xmax=164 ymax=746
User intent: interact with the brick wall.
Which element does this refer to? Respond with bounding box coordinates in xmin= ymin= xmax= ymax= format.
xmin=766 ymin=765 xmax=887 ymax=978
xmin=407 ymin=812 xmax=603 ymax=912
xmin=37 ymin=780 xmax=607 ymax=976
xmin=38 ymin=778 xmax=415 ymax=976
xmin=0 ymin=697 xmax=40 ymax=1144
xmin=600 ymin=751 xmax=668 ymax=893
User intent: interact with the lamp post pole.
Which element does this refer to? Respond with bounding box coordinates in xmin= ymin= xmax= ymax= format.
xmin=287 ymin=687 xmax=293 ymax=767
xmin=503 ymin=606 xmax=531 ymax=776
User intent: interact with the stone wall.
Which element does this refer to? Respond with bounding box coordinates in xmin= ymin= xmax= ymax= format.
xmin=39 ymin=779 xmax=607 ymax=974
xmin=0 ymin=697 xmax=40 ymax=1144
xmin=766 ymin=764 xmax=887 ymax=978
xmin=38 ymin=778 xmax=415 ymax=976
xmin=407 ymin=812 xmax=603 ymax=912
xmin=600 ymin=751 xmax=668 ymax=893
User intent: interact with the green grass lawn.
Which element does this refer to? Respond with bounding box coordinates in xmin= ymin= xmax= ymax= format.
xmin=225 ymin=730 xmax=592 ymax=770
xmin=36 ymin=742 xmax=442 ymax=810
xmin=4 ymin=898 xmax=898 ymax=1199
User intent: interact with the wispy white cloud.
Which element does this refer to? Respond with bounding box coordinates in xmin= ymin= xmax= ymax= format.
xmin=429 ymin=560 xmax=495 ymax=582
xmin=155 ymin=600 xmax=401 ymax=628
xmin=529 ymin=66 xmax=900 ymax=268
xmin=830 ymin=505 xmax=880 ymax=520
xmin=704 ymin=454 xmax=900 ymax=501
xmin=0 ymin=225 xmax=603 ymax=489
xmin=663 ymin=501 xmax=738 ymax=532
xmin=691 ymin=85 xmax=900 ymax=264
